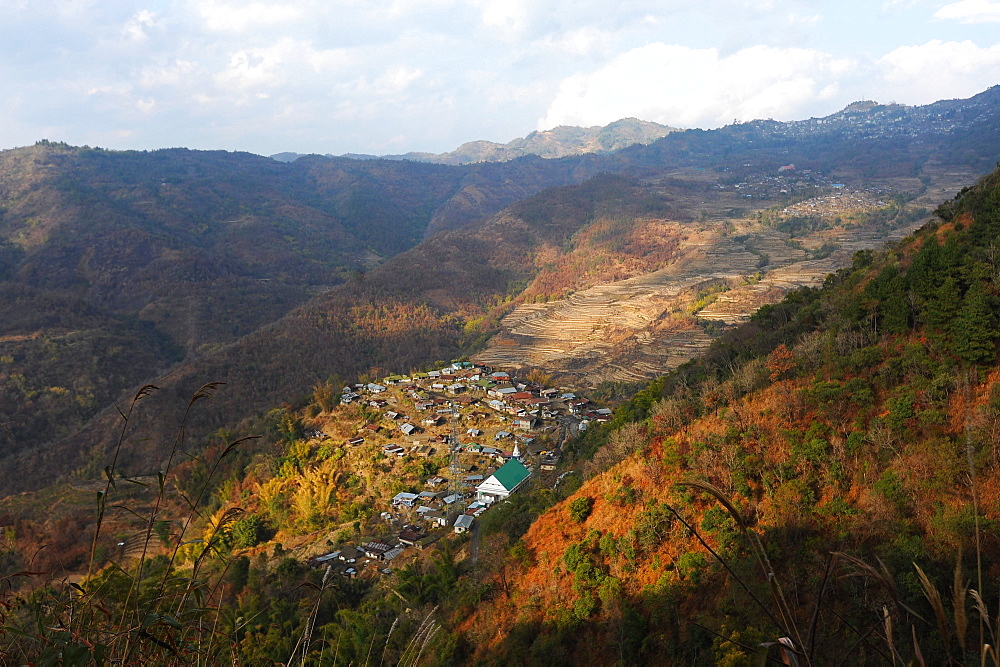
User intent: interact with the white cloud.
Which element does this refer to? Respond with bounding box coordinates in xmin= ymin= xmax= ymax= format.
xmin=787 ymin=12 xmax=821 ymax=26
xmin=934 ymin=0 xmax=1000 ymax=22
xmin=123 ymin=10 xmax=155 ymax=41
xmin=213 ymin=38 xmax=349 ymax=94
xmin=478 ymin=0 xmax=534 ymax=37
xmin=304 ymin=46 xmax=353 ymax=74
xmin=539 ymin=43 xmax=853 ymax=130
xmin=196 ymin=0 xmax=303 ymax=32
xmin=371 ymin=65 xmax=424 ymax=95
xmin=139 ymin=60 xmax=199 ymax=88
xmin=540 ymin=26 xmax=614 ymax=58
xmin=216 ymin=49 xmax=281 ymax=91
xmin=878 ymin=39 xmax=1000 ymax=102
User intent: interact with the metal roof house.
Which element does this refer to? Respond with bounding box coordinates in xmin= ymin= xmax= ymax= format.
xmin=476 ymin=459 xmax=531 ymax=504
xmin=454 ymin=514 xmax=474 ymax=533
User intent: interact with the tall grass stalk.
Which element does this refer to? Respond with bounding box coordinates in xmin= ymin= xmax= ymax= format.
xmin=674 ymin=480 xmax=808 ymax=662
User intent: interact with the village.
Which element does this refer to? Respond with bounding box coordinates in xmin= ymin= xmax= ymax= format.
xmin=298 ymin=362 xmax=609 ymax=579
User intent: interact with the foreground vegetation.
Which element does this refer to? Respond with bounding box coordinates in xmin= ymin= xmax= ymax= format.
xmin=456 ymin=164 xmax=1000 ymax=663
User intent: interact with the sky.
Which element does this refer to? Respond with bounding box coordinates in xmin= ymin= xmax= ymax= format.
xmin=2 ymin=0 xmax=999 ymax=157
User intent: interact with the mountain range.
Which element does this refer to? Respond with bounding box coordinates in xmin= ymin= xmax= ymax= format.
xmin=1 ymin=86 xmax=999 ymax=497
xmin=270 ymin=117 xmax=676 ymax=165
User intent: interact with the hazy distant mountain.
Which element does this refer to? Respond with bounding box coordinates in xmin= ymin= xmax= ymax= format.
xmin=272 ymin=118 xmax=676 ymax=165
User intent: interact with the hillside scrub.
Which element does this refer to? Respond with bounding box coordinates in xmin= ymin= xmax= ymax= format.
xmin=458 ymin=166 xmax=1000 ymax=663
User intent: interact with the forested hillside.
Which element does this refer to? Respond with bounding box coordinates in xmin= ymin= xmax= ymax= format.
xmin=8 ymin=175 xmax=665 ymax=492
xmin=0 ymin=143 xmax=605 ymax=489
xmin=459 ymin=163 xmax=1000 ymax=663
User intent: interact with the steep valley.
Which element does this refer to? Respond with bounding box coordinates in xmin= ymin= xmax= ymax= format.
xmin=0 ymin=86 xmax=997 ymax=512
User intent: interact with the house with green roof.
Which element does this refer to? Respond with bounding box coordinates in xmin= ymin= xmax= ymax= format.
xmin=476 ymin=459 xmax=531 ymax=504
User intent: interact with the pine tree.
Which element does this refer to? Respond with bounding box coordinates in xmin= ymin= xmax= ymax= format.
xmin=924 ymin=275 xmax=961 ymax=340
xmin=954 ymin=281 xmax=997 ymax=365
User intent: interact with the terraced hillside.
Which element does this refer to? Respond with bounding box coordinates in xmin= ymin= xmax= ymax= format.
xmin=475 ymin=184 xmax=942 ymax=385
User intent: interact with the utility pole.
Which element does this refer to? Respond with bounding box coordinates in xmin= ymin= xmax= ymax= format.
xmin=448 ymin=400 xmax=461 ymax=527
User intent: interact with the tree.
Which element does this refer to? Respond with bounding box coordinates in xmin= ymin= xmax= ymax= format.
xmin=230 ymin=514 xmax=263 ymax=549
xmin=569 ymin=496 xmax=593 ymax=523
xmin=228 ymin=555 xmax=251 ymax=592
xmin=954 ymin=281 xmax=997 ymax=365
xmin=924 ymin=276 xmax=961 ymax=339
xmin=312 ymin=379 xmax=340 ymax=413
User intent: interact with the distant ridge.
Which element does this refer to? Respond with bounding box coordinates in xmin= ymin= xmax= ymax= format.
xmin=271 ymin=117 xmax=676 ymax=165
xmin=275 ymin=86 xmax=1000 ymax=165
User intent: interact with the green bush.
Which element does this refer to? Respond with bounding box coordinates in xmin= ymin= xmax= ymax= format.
xmin=573 ymin=591 xmax=597 ymax=620
xmin=676 ymin=551 xmax=707 ymax=584
xmin=230 ymin=514 xmax=263 ymax=549
xmin=568 ymin=496 xmax=593 ymax=523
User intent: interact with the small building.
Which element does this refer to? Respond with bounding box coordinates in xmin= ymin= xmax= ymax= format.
xmin=398 ymin=527 xmax=423 ymax=546
xmin=392 ymin=492 xmax=419 ymax=507
xmin=338 ymin=546 xmax=361 ymax=562
xmin=476 ymin=459 xmax=532 ymax=504
xmin=425 ymin=510 xmax=448 ymax=527
xmin=362 ymin=540 xmax=394 ymax=559
xmin=454 ymin=514 xmax=474 ymax=533
xmin=310 ymin=551 xmax=341 ymax=567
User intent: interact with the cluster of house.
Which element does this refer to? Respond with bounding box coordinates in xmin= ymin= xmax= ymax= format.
xmin=308 ymin=538 xmax=406 ymax=578
xmin=308 ymin=458 xmax=533 ymax=578
xmin=306 ymin=361 xmax=612 ymax=579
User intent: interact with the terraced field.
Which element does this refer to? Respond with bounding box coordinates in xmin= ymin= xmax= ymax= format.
xmin=475 ymin=209 xmax=929 ymax=386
